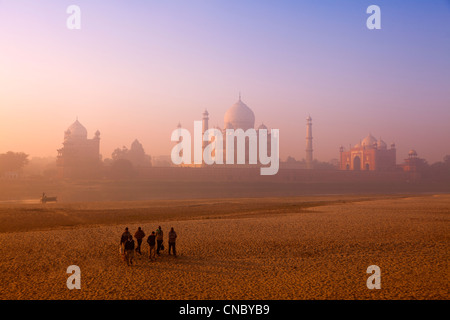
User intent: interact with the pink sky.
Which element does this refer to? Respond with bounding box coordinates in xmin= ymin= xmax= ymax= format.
xmin=0 ymin=1 xmax=449 ymax=163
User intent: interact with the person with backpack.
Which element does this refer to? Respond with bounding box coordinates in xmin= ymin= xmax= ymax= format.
xmin=124 ymin=235 xmax=135 ymax=266
xmin=156 ymin=226 xmax=164 ymax=256
xmin=147 ymin=231 xmax=156 ymax=261
xmin=168 ymin=227 xmax=177 ymax=257
xmin=134 ymin=227 xmax=146 ymax=255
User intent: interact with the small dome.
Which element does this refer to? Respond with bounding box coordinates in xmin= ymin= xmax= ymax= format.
xmin=224 ymin=97 xmax=255 ymax=130
xmin=409 ymin=149 xmax=418 ymax=157
xmin=66 ymin=119 xmax=87 ymax=139
xmin=361 ymin=134 xmax=377 ymax=148
xmin=377 ymin=138 xmax=387 ymax=149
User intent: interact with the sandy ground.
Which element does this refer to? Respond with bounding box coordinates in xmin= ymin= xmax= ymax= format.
xmin=0 ymin=194 xmax=448 ymax=300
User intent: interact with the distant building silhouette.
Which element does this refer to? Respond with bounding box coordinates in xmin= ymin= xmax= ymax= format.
xmin=111 ymin=139 xmax=151 ymax=167
xmin=401 ymin=149 xmax=421 ymax=181
xmin=57 ymin=119 xmax=101 ymax=179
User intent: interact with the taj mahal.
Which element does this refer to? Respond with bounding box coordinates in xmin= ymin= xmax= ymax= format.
xmin=175 ymin=94 xmax=288 ymax=168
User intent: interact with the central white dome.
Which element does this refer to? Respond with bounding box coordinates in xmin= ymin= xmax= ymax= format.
xmin=224 ymin=98 xmax=255 ymax=130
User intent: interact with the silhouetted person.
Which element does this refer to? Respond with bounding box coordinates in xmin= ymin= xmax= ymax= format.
xmin=168 ymin=227 xmax=177 ymax=257
xmin=120 ymin=227 xmax=131 ymax=260
xmin=147 ymin=231 xmax=156 ymax=261
xmin=156 ymin=226 xmax=164 ymax=256
xmin=134 ymin=227 xmax=145 ymax=255
xmin=124 ymin=235 xmax=135 ymax=266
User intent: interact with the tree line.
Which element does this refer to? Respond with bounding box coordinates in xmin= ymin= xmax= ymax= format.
xmin=0 ymin=152 xmax=29 ymax=174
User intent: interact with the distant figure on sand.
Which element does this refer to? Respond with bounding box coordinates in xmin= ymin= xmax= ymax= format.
xmin=156 ymin=226 xmax=164 ymax=256
xmin=168 ymin=227 xmax=177 ymax=257
xmin=147 ymin=231 xmax=156 ymax=261
xmin=120 ymin=227 xmax=131 ymax=261
xmin=134 ymin=227 xmax=146 ymax=255
xmin=124 ymin=235 xmax=135 ymax=266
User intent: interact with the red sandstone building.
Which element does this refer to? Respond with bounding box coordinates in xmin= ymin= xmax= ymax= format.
xmin=339 ymin=134 xmax=396 ymax=171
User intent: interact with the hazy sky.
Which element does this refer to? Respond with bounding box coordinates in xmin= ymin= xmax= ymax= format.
xmin=1 ymin=0 xmax=449 ymax=163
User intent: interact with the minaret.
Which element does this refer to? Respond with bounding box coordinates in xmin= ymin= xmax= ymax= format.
xmin=306 ymin=115 xmax=313 ymax=169
xmin=202 ymin=109 xmax=209 ymax=163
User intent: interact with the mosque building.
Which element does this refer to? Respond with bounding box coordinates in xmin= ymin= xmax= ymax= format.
xmin=339 ymin=134 xmax=396 ymax=171
xmin=56 ymin=119 xmax=101 ymax=178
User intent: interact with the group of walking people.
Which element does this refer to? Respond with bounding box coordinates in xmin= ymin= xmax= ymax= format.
xmin=119 ymin=226 xmax=178 ymax=266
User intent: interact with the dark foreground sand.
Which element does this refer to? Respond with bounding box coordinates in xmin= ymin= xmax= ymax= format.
xmin=0 ymin=194 xmax=448 ymax=300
